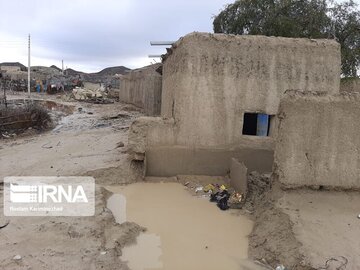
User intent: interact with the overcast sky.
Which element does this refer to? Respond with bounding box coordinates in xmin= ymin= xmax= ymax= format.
xmin=0 ymin=0 xmax=230 ymax=72
xmin=1 ymin=0 xmax=358 ymax=73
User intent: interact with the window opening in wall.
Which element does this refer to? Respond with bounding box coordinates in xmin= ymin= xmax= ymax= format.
xmin=242 ymin=113 xmax=273 ymax=137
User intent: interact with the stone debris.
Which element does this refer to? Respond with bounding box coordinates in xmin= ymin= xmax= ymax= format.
xmin=72 ymin=87 xmax=105 ymax=100
xmin=70 ymin=87 xmax=114 ymax=104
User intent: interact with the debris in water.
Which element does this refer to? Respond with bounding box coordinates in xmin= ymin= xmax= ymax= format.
xmin=228 ymin=192 xmax=244 ymax=209
xmin=210 ymin=190 xmax=231 ymax=211
xmin=203 ymin=184 xmax=215 ymax=193
xmin=184 ymin=181 xmax=245 ymax=211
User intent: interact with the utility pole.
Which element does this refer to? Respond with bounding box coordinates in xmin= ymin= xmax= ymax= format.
xmin=27 ymin=34 xmax=31 ymax=98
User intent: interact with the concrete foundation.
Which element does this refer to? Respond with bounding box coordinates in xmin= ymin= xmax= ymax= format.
xmin=119 ymin=64 xmax=162 ymax=116
xmin=274 ymin=91 xmax=360 ymax=189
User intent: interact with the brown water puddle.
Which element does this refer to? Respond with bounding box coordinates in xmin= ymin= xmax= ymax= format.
xmin=106 ymin=182 xmax=254 ymax=270
xmin=38 ymin=100 xmax=74 ymax=115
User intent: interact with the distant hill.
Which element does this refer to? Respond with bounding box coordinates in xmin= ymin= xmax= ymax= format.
xmin=0 ymin=63 xmax=130 ymax=76
xmin=65 ymin=66 xmax=130 ymax=76
xmin=31 ymin=66 xmax=62 ymax=76
xmin=65 ymin=68 xmax=85 ymax=76
xmin=0 ymin=62 xmax=27 ymax=71
xmin=1 ymin=63 xmax=131 ymax=83
xmin=96 ymin=66 xmax=130 ymax=76
xmin=50 ymin=65 xmax=62 ymax=72
xmin=64 ymin=66 xmax=131 ymax=83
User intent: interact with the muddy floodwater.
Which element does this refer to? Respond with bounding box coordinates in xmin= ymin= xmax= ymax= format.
xmin=106 ymin=182 xmax=254 ymax=270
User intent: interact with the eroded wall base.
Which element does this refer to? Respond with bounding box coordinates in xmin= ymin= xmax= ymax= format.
xmin=145 ymin=146 xmax=273 ymax=177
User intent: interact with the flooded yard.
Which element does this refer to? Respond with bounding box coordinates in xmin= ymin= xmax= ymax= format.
xmin=106 ymin=182 xmax=253 ymax=270
xmin=0 ymin=95 xmax=263 ymax=270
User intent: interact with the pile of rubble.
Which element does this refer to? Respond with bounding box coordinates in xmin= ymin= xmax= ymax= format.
xmin=71 ymin=86 xmax=113 ymax=104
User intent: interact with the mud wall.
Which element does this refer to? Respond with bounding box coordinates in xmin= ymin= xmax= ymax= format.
xmin=140 ymin=33 xmax=340 ymax=177
xmin=340 ymin=78 xmax=360 ymax=93
xmin=119 ymin=64 xmax=162 ymax=116
xmin=274 ymin=91 xmax=360 ymax=189
xmin=146 ymin=146 xmax=274 ymax=176
xmin=158 ymin=32 xmax=340 ymax=148
xmin=129 ymin=117 xmax=274 ymax=176
xmin=230 ymin=158 xmax=248 ymax=194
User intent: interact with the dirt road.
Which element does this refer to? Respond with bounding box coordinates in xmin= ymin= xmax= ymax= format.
xmin=0 ymin=96 xmax=144 ymax=270
xmin=0 ymin=96 xmax=141 ymax=182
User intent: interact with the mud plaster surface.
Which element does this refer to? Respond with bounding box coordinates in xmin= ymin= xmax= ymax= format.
xmin=248 ymin=175 xmax=360 ymax=270
xmin=277 ymin=190 xmax=360 ymax=270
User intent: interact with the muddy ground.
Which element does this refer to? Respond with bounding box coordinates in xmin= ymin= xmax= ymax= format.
xmin=0 ymin=94 xmax=145 ymax=270
xmin=246 ymin=173 xmax=360 ymax=270
xmin=0 ymin=93 xmax=358 ymax=270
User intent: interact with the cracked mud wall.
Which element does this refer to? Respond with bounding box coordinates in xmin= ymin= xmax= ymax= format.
xmin=119 ymin=64 xmax=162 ymax=116
xmin=139 ymin=33 xmax=340 ymax=176
xmin=159 ymin=32 xmax=340 ymax=148
xmin=275 ymin=91 xmax=360 ymax=189
xmin=128 ymin=117 xmax=274 ymax=176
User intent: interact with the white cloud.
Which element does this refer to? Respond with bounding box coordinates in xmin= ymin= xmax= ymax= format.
xmin=6 ymin=0 xmax=355 ymax=72
xmin=0 ymin=0 xmax=228 ymax=72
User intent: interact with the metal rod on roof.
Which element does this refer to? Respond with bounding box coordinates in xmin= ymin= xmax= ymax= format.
xmin=150 ymin=41 xmax=175 ymax=46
